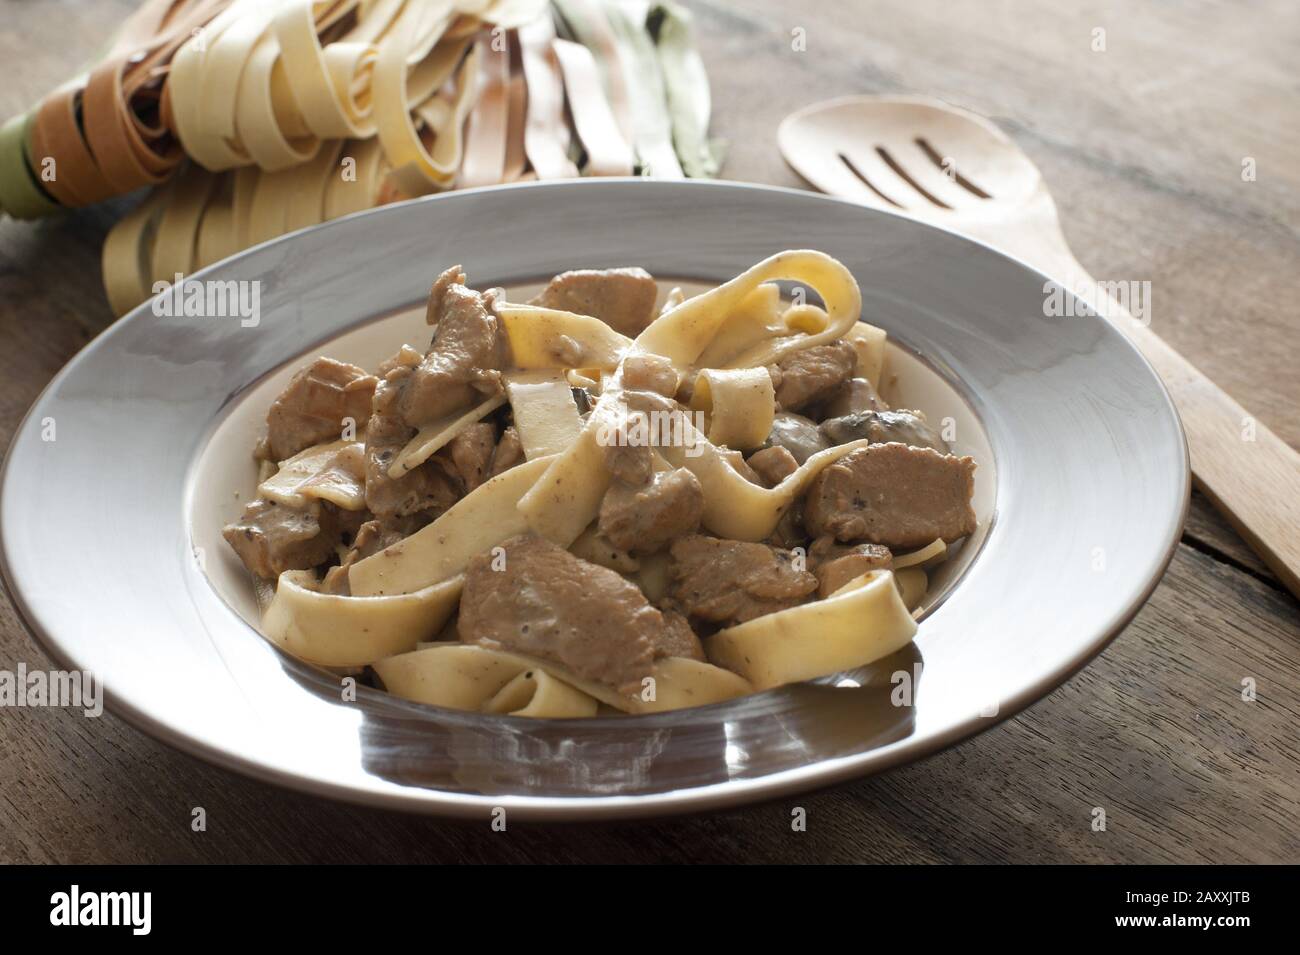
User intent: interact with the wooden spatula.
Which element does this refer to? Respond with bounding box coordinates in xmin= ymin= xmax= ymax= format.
xmin=780 ymin=94 xmax=1300 ymax=598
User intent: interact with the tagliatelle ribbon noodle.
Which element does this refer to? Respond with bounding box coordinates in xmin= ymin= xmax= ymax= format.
xmin=171 ymin=0 xmax=324 ymax=172
xmin=373 ymin=643 xmax=750 ymax=715
xmin=707 ymin=569 xmax=917 ymax=690
xmin=694 ymin=283 xmax=785 ymax=368
xmin=495 ymin=303 xmax=634 ymax=369
xmin=232 ymin=18 xmax=323 ymax=172
xmin=85 ymin=0 xmax=236 ymax=188
xmin=372 ymin=1 xmax=469 ymax=196
xmin=0 ymin=113 xmax=63 ymax=219
xmin=841 ymin=320 xmax=888 ymax=388
xmin=324 ymin=137 xmax=392 ymax=219
xmin=259 ymin=439 xmax=368 ymax=510
xmin=150 ymin=165 xmax=220 ymax=283
xmin=245 ymin=165 xmax=302 ymax=247
xmin=638 ymin=250 xmax=863 ymax=366
xmin=482 ymin=666 xmax=599 ymax=717
xmin=689 ymin=366 xmax=774 ymax=450
xmin=166 ymin=0 xmax=270 ymax=171
xmin=263 ymin=570 xmax=464 ymax=667
xmin=101 ymin=189 xmax=169 ymax=316
xmin=503 ymin=371 xmax=585 ymax=459
xmin=550 ymin=38 xmax=634 ymax=176
xmin=84 ymin=0 xmax=717 ymax=314
xmin=459 ymin=32 xmax=512 ymax=187
xmin=192 ymin=174 xmax=237 ymax=268
xmin=280 ymin=139 xmax=345 ymax=233
xmin=517 ymin=12 xmax=578 ymax=178
xmin=3 ymin=0 xmax=715 ymax=215
xmin=503 ymin=67 xmax=530 ymax=180
xmin=552 ymin=0 xmax=635 ymax=147
xmin=272 ymin=0 xmax=393 ymax=141
xmin=2 ymin=0 xmax=233 ymax=218
xmin=101 ymin=136 xmax=397 ymax=314
xmin=648 ymin=1 xmax=722 ymax=178
xmin=602 ymin=0 xmax=683 ymax=177
xmin=169 ymin=0 xmax=472 ymax=182
xmin=229 ymin=165 xmax=261 ymax=251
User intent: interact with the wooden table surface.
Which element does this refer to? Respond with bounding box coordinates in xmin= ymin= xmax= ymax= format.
xmin=1 ymin=1 xmax=1297 ymax=864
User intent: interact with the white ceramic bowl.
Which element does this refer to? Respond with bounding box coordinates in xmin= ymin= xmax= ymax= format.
xmin=0 ymin=179 xmax=1188 ymax=819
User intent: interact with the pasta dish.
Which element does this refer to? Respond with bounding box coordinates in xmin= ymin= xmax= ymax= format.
xmin=222 ymin=251 xmax=977 ymax=717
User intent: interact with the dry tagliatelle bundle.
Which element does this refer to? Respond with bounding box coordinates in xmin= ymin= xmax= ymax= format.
xmin=0 ymin=0 xmax=237 ymax=218
xmin=0 ymin=0 xmax=719 ymax=315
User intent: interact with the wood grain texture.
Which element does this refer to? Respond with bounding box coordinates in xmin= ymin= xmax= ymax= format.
xmin=1 ymin=0 xmax=1298 ymax=864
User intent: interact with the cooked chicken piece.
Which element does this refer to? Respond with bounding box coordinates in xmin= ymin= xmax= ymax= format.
xmin=264 ymin=358 xmax=377 ymax=461
xmin=441 ymin=421 xmax=497 ymax=493
xmin=766 ymin=504 xmax=807 ymax=551
xmin=765 ymin=412 xmax=830 ymax=464
xmin=332 ymin=506 xmax=369 ymax=543
xmin=321 ymin=513 xmax=428 ymax=594
xmin=804 ymin=443 xmax=976 ymax=548
xmin=423 ymin=263 xmax=462 ymax=326
xmin=674 ymin=375 xmax=695 ymax=406
xmin=622 ymin=353 xmax=679 ymax=396
xmin=458 ymin=535 xmax=687 ymax=694
xmin=362 ymin=374 xmax=461 ymax=517
xmin=665 ymin=535 xmax=818 ymax=628
xmin=570 ymin=524 xmax=640 ymax=573
xmin=489 ymin=425 xmax=525 ymax=476
xmin=366 ymin=460 xmax=460 ymax=518
xmin=602 ymin=440 xmax=654 ymax=486
xmin=661 ymin=610 xmax=706 ymax=662
xmin=363 ymin=274 xmax=505 ymax=517
xmin=809 ymin=536 xmax=892 ymax=597
xmin=400 ymin=266 xmax=505 ymax=427
xmin=620 ymin=391 xmax=705 ymax=464
xmin=598 ymin=401 xmax=658 ymax=485
xmin=747 ymin=445 xmax=799 ymax=487
xmin=598 ymin=467 xmax=704 ymax=555
xmin=820 ymin=408 xmax=948 ymax=453
xmin=375 ymin=344 xmax=423 ymax=378
xmin=767 ymin=341 xmax=857 ymax=412
xmin=721 ymin=448 xmax=765 ymax=486
xmin=822 ymin=376 xmax=888 ymax=417
xmin=363 ymin=375 xmax=411 ymax=511
xmin=529 ymin=267 xmax=659 ymax=337
xmin=223 ymin=498 xmax=340 ymax=580
xmin=622 ymin=388 xmax=680 ymax=418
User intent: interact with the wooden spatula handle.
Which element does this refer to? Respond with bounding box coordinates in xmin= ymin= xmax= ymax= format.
xmin=1119 ymin=313 xmax=1300 ymax=595
xmin=974 ymin=206 xmax=1300 ymax=598
xmin=1068 ymin=266 xmax=1300 ymax=597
